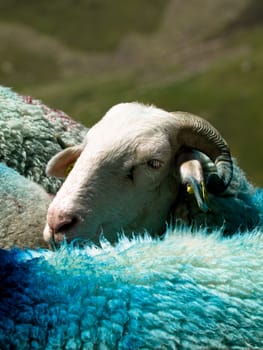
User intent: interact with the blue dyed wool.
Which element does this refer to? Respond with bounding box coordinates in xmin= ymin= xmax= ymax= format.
xmin=0 ymin=190 xmax=263 ymax=350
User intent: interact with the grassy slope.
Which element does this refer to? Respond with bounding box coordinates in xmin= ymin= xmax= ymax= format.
xmin=0 ymin=0 xmax=168 ymax=51
xmin=0 ymin=0 xmax=262 ymax=185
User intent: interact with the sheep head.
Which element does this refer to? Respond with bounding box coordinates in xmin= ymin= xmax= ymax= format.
xmin=44 ymin=103 xmax=232 ymax=246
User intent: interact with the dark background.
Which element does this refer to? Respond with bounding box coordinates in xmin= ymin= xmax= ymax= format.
xmin=0 ymin=0 xmax=262 ymax=185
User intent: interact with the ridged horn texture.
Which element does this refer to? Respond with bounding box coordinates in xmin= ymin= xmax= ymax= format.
xmin=171 ymin=112 xmax=233 ymax=194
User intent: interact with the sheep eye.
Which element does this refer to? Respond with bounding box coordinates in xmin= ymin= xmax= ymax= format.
xmin=147 ymin=159 xmax=162 ymax=169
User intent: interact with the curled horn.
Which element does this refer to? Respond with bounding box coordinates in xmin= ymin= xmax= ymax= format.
xmin=171 ymin=112 xmax=233 ymax=194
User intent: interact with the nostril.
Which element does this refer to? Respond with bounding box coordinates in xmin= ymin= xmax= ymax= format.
xmin=57 ymin=215 xmax=79 ymax=233
xmin=45 ymin=210 xmax=80 ymax=249
xmin=55 ymin=215 xmax=79 ymax=234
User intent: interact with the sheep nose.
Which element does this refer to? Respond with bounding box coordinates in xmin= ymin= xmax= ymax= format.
xmin=54 ymin=213 xmax=78 ymax=233
xmin=47 ymin=210 xmax=79 ymax=243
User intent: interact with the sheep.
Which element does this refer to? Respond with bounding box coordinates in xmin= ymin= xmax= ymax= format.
xmin=1 ymin=224 xmax=263 ymax=349
xmin=44 ymin=102 xmax=262 ymax=246
xmin=0 ymin=163 xmax=51 ymax=249
xmin=0 ymin=86 xmax=87 ymax=194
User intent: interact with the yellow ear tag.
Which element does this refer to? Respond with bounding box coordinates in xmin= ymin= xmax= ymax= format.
xmin=187 ymin=184 xmax=194 ymax=195
xmin=65 ymin=162 xmax=75 ymax=176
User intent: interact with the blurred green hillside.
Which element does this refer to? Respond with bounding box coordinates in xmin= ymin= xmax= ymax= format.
xmin=0 ymin=0 xmax=262 ymax=185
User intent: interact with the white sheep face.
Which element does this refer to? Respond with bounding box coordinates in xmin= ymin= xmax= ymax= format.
xmin=44 ymin=103 xmax=180 ymax=245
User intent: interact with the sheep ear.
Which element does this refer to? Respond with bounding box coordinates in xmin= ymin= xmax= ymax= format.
xmin=46 ymin=144 xmax=83 ymax=178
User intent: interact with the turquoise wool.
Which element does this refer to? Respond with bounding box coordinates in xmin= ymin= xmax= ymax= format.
xmin=0 ymin=189 xmax=262 ymax=350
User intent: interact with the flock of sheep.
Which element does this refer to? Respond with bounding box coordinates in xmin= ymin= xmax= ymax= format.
xmin=0 ymin=86 xmax=262 ymax=349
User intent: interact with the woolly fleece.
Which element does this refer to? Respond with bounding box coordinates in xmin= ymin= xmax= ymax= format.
xmin=0 ymin=163 xmax=50 ymax=248
xmin=0 ymin=86 xmax=87 ymax=193
xmin=0 ymin=189 xmax=262 ymax=350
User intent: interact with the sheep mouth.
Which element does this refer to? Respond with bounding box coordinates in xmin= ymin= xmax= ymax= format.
xmin=43 ymin=224 xmax=66 ymax=249
xmin=43 ymin=222 xmax=103 ymax=250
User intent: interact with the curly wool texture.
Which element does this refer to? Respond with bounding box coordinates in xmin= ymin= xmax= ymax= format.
xmin=0 ymin=163 xmax=50 ymax=248
xmin=0 ymin=86 xmax=87 ymax=194
xmin=0 ymin=191 xmax=263 ymax=350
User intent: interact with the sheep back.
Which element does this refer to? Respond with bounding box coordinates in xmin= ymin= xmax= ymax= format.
xmin=0 ymin=86 xmax=87 ymax=194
